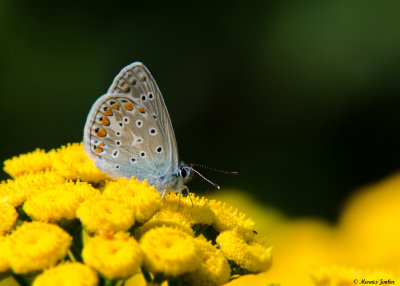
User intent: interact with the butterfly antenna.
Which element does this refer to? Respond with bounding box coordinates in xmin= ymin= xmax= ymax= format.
xmin=189 ymin=164 xmax=238 ymax=175
xmin=191 ymin=168 xmax=221 ymax=190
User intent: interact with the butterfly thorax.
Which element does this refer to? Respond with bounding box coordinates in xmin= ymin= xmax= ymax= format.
xmin=147 ymin=162 xmax=193 ymax=193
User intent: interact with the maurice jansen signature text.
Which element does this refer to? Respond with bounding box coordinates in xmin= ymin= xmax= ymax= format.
xmin=356 ymin=278 xmax=395 ymax=285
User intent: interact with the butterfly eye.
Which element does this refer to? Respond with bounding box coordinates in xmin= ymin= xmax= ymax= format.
xmin=179 ymin=167 xmax=190 ymax=179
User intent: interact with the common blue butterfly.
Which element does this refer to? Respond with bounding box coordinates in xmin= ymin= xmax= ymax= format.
xmin=83 ymin=62 xmax=193 ymax=197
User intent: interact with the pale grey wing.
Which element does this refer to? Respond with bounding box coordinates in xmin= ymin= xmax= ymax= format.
xmin=83 ymin=93 xmax=173 ymax=183
xmin=107 ymin=62 xmax=179 ymax=170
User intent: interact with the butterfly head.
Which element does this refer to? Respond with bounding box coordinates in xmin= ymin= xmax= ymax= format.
xmin=178 ymin=163 xmax=194 ymax=184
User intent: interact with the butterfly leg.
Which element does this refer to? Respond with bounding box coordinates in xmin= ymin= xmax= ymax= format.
xmin=157 ymin=190 xmax=168 ymax=219
xmin=181 ymin=185 xmax=194 ymax=207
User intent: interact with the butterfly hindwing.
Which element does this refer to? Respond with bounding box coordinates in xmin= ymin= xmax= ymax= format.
xmin=83 ymin=93 xmax=173 ymax=181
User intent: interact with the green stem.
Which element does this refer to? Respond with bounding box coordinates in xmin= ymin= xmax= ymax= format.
xmin=67 ymin=249 xmax=77 ymax=262
xmin=104 ymin=279 xmax=117 ymax=286
xmin=141 ymin=267 xmax=153 ymax=283
xmin=12 ymin=273 xmax=36 ymax=286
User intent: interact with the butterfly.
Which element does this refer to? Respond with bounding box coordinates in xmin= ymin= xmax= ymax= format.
xmin=83 ymin=62 xmax=194 ymax=197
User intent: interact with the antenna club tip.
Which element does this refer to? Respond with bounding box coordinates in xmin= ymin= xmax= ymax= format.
xmin=231 ymin=171 xmax=239 ymax=175
xmin=217 ymin=186 xmax=221 ymax=190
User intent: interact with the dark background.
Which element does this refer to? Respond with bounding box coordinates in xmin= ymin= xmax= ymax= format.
xmin=1 ymin=1 xmax=400 ymax=221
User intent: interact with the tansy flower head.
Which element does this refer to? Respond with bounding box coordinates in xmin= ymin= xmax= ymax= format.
xmin=182 ymin=236 xmax=231 ymax=286
xmin=209 ymin=200 xmax=255 ymax=238
xmin=23 ymin=181 xmax=100 ymax=222
xmin=103 ymin=178 xmax=162 ymax=223
xmin=216 ymin=229 xmax=272 ymax=273
xmin=135 ymin=209 xmax=194 ymax=239
xmin=0 ymin=236 xmax=10 ymax=273
xmin=0 ymin=203 xmax=18 ymax=235
xmin=33 ymin=262 xmax=99 ymax=286
xmin=3 ymin=148 xmax=52 ymax=178
xmin=82 ymin=232 xmax=142 ymax=280
xmin=7 ymin=221 xmax=72 ymax=273
xmin=162 ymin=192 xmax=215 ymax=226
xmin=0 ymin=171 xmax=65 ymax=207
xmin=77 ymin=196 xmax=135 ymax=233
xmin=50 ymin=143 xmax=108 ymax=182
xmin=140 ymin=226 xmax=203 ymax=277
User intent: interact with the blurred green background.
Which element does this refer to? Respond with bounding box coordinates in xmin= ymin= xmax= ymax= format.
xmin=1 ymin=0 xmax=400 ymax=221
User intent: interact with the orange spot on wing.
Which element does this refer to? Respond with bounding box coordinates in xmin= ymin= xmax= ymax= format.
xmin=97 ymin=129 xmax=107 ymax=137
xmin=104 ymin=109 xmax=113 ymax=116
xmin=94 ymin=146 xmax=103 ymax=153
xmin=138 ymin=107 xmax=145 ymax=113
xmin=111 ymin=104 xmax=120 ymax=110
xmin=98 ymin=142 xmax=105 ymax=146
xmin=124 ymin=103 xmax=134 ymax=111
xmin=101 ymin=117 xmax=110 ymax=126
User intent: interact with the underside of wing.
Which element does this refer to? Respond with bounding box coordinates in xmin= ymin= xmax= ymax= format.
xmin=83 ymin=93 xmax=173 ymax=181
xmin=107 ymin=62 xmax=179 ymax=168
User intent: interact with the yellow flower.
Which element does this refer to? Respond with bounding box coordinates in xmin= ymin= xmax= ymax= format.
xmin=7 ymin=221 xmax=72 ymax=273
xmin=23 ymin=181 xmax=100 ymax=222
xmin=0 ymin=171 xmax=65 ymax=207
xmin=264 ymin=219 xmax=338 ymax=285
xmin=103 ymin=178 xmax=162 ymax=223
xmin=0 ymin=236 xmax=10 ymax=273
xmin=50 ymin=143 xmax=108 ymax=182
xmin=2 ymin=145 xmax=275 ymax=284
xmin=338 ymin=173 xmax=400 ymax=270
xmin=33 ymin=262 xmax=98 ymax=286
xmin=82 ymin=232 xmax=142 ymax=280
xmin=208 ymin=199 xmax=255 ymax=237
xmin=162 ymin=192 xmax=215 ymax=226
xmin=135 ymin=209 xmax=194 ymax=239
xmin=140 ymin=226 xmax=202 ymax=277
xmin=216 ymin=229 xmax=272 ymax=273
xmin=182 ymin=236 xmax=231 ymax=286
xmin=3 ymin=148 xmax=52 ymax=178
xmin=77 ymin=196 xmax=135 ymax=233
xmin=0 ymin=203 xmax=18 ymax=235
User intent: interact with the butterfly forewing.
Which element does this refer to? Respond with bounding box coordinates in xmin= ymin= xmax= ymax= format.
xmin=107 ymin=62 xmax=179 ymax=168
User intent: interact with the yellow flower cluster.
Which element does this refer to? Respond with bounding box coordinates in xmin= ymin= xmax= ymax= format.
xmin=0 ymin=143 xmax=271 ymax=286
xmin=213 ymin=172 xmax=400 ymax=285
